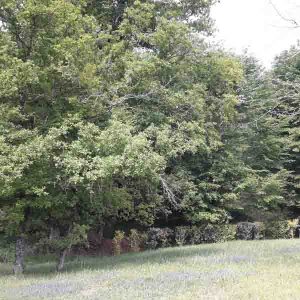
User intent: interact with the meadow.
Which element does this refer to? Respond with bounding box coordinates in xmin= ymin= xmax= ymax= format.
xmin=1 ymin=239 xmax=300 ymax=299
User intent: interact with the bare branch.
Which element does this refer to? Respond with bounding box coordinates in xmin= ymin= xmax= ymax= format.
xmin=269 ymin=0 xmax=300 ymax=28
xmin=160 ymin=175 xmax=180 ymax=209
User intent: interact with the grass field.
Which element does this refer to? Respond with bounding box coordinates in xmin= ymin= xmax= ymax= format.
xmin=1 ymin=239 xmax=300 ymax=299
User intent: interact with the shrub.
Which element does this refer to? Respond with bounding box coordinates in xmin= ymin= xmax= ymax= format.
xmin=201 ymin=224 xmax=218 ymax=243
xmin=146 ymin=228 xmax=174 ymax=249
xmin=128 ymin=229 xmax=144 ymax=252
xmin=139 ymin=232 xmax=148 ymax=250
xmin=189 ymin=226 xmax=202 ymax=244
xmin=189 ymin=224 xmax=236 ymax=244
xmin=128 ymin=229 xmax=140 ymax=252
xmin=295 ymin=220 xmax=300 ymax=238
xmin=175 ymin=226 xmax=190 ymax=246
xmin=200 ymin=224 xmax=236 ymax=243
xmin=112 ymin=231 xmax=125 ymax=256
xmin=0 ymin=244 xmax=15 ymax=263
xmin=218 ymin=224 xmax=237 ymax=242
xmin=288 ymin=219 xmax=299 ymax=238
xmin=236 ymin=222 xmax=256 ymax=240
xmin=265 ymin=220 xmax=293 ymax=239
xmin=253 ymin=222 xmax=266 ymax=240
xmin=0 ymin=235 xmax=15 ymax=263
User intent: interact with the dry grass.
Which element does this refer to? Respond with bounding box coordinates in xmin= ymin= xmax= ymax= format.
xmin=1 ymin=239 xmax=300 ymax=299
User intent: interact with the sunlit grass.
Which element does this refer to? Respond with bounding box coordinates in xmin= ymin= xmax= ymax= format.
xmin=1 ymin=239 xmax=300 ymax=299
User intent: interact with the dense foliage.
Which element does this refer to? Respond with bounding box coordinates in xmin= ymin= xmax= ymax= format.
xmin=0 ymin=0 xmax=299 ymax=272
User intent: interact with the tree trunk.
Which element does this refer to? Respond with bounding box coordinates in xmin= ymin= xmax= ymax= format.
xmin=13 ymin=237 xmax=25 ymax=275
xmin=56 ymin=249 xmax=68 ymax=272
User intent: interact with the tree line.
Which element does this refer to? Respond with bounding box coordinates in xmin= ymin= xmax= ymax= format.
xmin=0 ymin=0 xmax=299 ymax=273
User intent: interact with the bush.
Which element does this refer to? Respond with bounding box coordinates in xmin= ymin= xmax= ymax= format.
xmin=199 ymin=224 xmax=236 ymax=243
xmin=288 ymin=219 xmax=299 ymax=238
xmin=200 ymin=224 xmax=217 ymax=243
xmin=146 ymin=228 xmax=174 ymax=249
xmin=217 ymin=224 xmax=237 ymax=242
xmin=253 ymin=222 xmax=266 ymax=239
xmin=0 ymin=235 xmax=15 ymax=263
xmin=175 ymin=226 xmax=190 ymax=246
xmin=0 ymin=245 xmax=15 ymax=263
xmin=265 ymin=220 xmax=293 ymax=239
xmin=128 ymin=229 xmax=146 ymax=252
xmin=112 ymin=230 xmax=125 ymax=256
xmin=236 ymin=222 xmax=257 ymax=240
xmin=188 ymin=226 xmax=201 ymax=244
xmin=188 ymin=224 xmax=236 ymax=245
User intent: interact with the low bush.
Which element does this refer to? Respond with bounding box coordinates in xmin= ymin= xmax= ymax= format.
xmin=175 ymin=226 xmax=190 ymax=246
xmin=146 ymin=228 xmax=174 ymax=249
xmin=106 ymin=219 xmax=299 ymax=255
xmin=0 ymin=235 xmax=15 ymax=263
xmin=176 ymin=224 xmax=236 ymax=245
xmin=199 ymin=224 xmax=236 ymax=243
xmin=265 ymin=220 xmax=293 ymax=239
xmin=128 ymin=229 xmax=147 ymax=252
xmin=288 ymin=219 xmax=299 ymax=238
xmin=189 ymin=226 xmax=202 ymax=244
xmin=218 ymin=224 xmax=237 ymax=242
xmin=236 ymin=222 xmax=257 ymax=240
xmin=128 ymin=229 xmax=139 ymax=252
xmin=0 ymin=244 xmax=15 ymax=263
xmin=112 ymin=231 xmax=125 ymax=256
xmin=253 ymin=222 xmax=266 ymax=240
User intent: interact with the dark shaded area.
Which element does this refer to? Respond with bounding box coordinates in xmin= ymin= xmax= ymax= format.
xmin=0 ymin=245 xmax=223 ymax=277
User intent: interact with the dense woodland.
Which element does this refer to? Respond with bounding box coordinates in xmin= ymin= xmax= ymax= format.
xmin=0 ymin=0 xmax=299 ymax=273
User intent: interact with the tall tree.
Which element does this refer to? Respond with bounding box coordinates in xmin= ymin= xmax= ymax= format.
xmin=1 ymin=0 xmax=229 ymax=272
xmin=0 ymin=0 xmax=98 ymax=273
xmin=271 ymin=45 xmax=300 ymax=215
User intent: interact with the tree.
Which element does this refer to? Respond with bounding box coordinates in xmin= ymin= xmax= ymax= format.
xmin=3 ymin=0 xmax=293 ymax=274
xmin=228 ymin=53 xmax=296 ymax=221
xmin=1 ymin=0 xmax=230 ymax=273
xmin=0 ymin=0 xmax=99 ymax=273
xmin=271 ymin=45 xmax=300 ymax=216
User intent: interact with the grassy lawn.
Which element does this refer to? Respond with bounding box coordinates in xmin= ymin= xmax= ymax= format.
xmin=1 ymin=239 xmax=300 ymax=299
